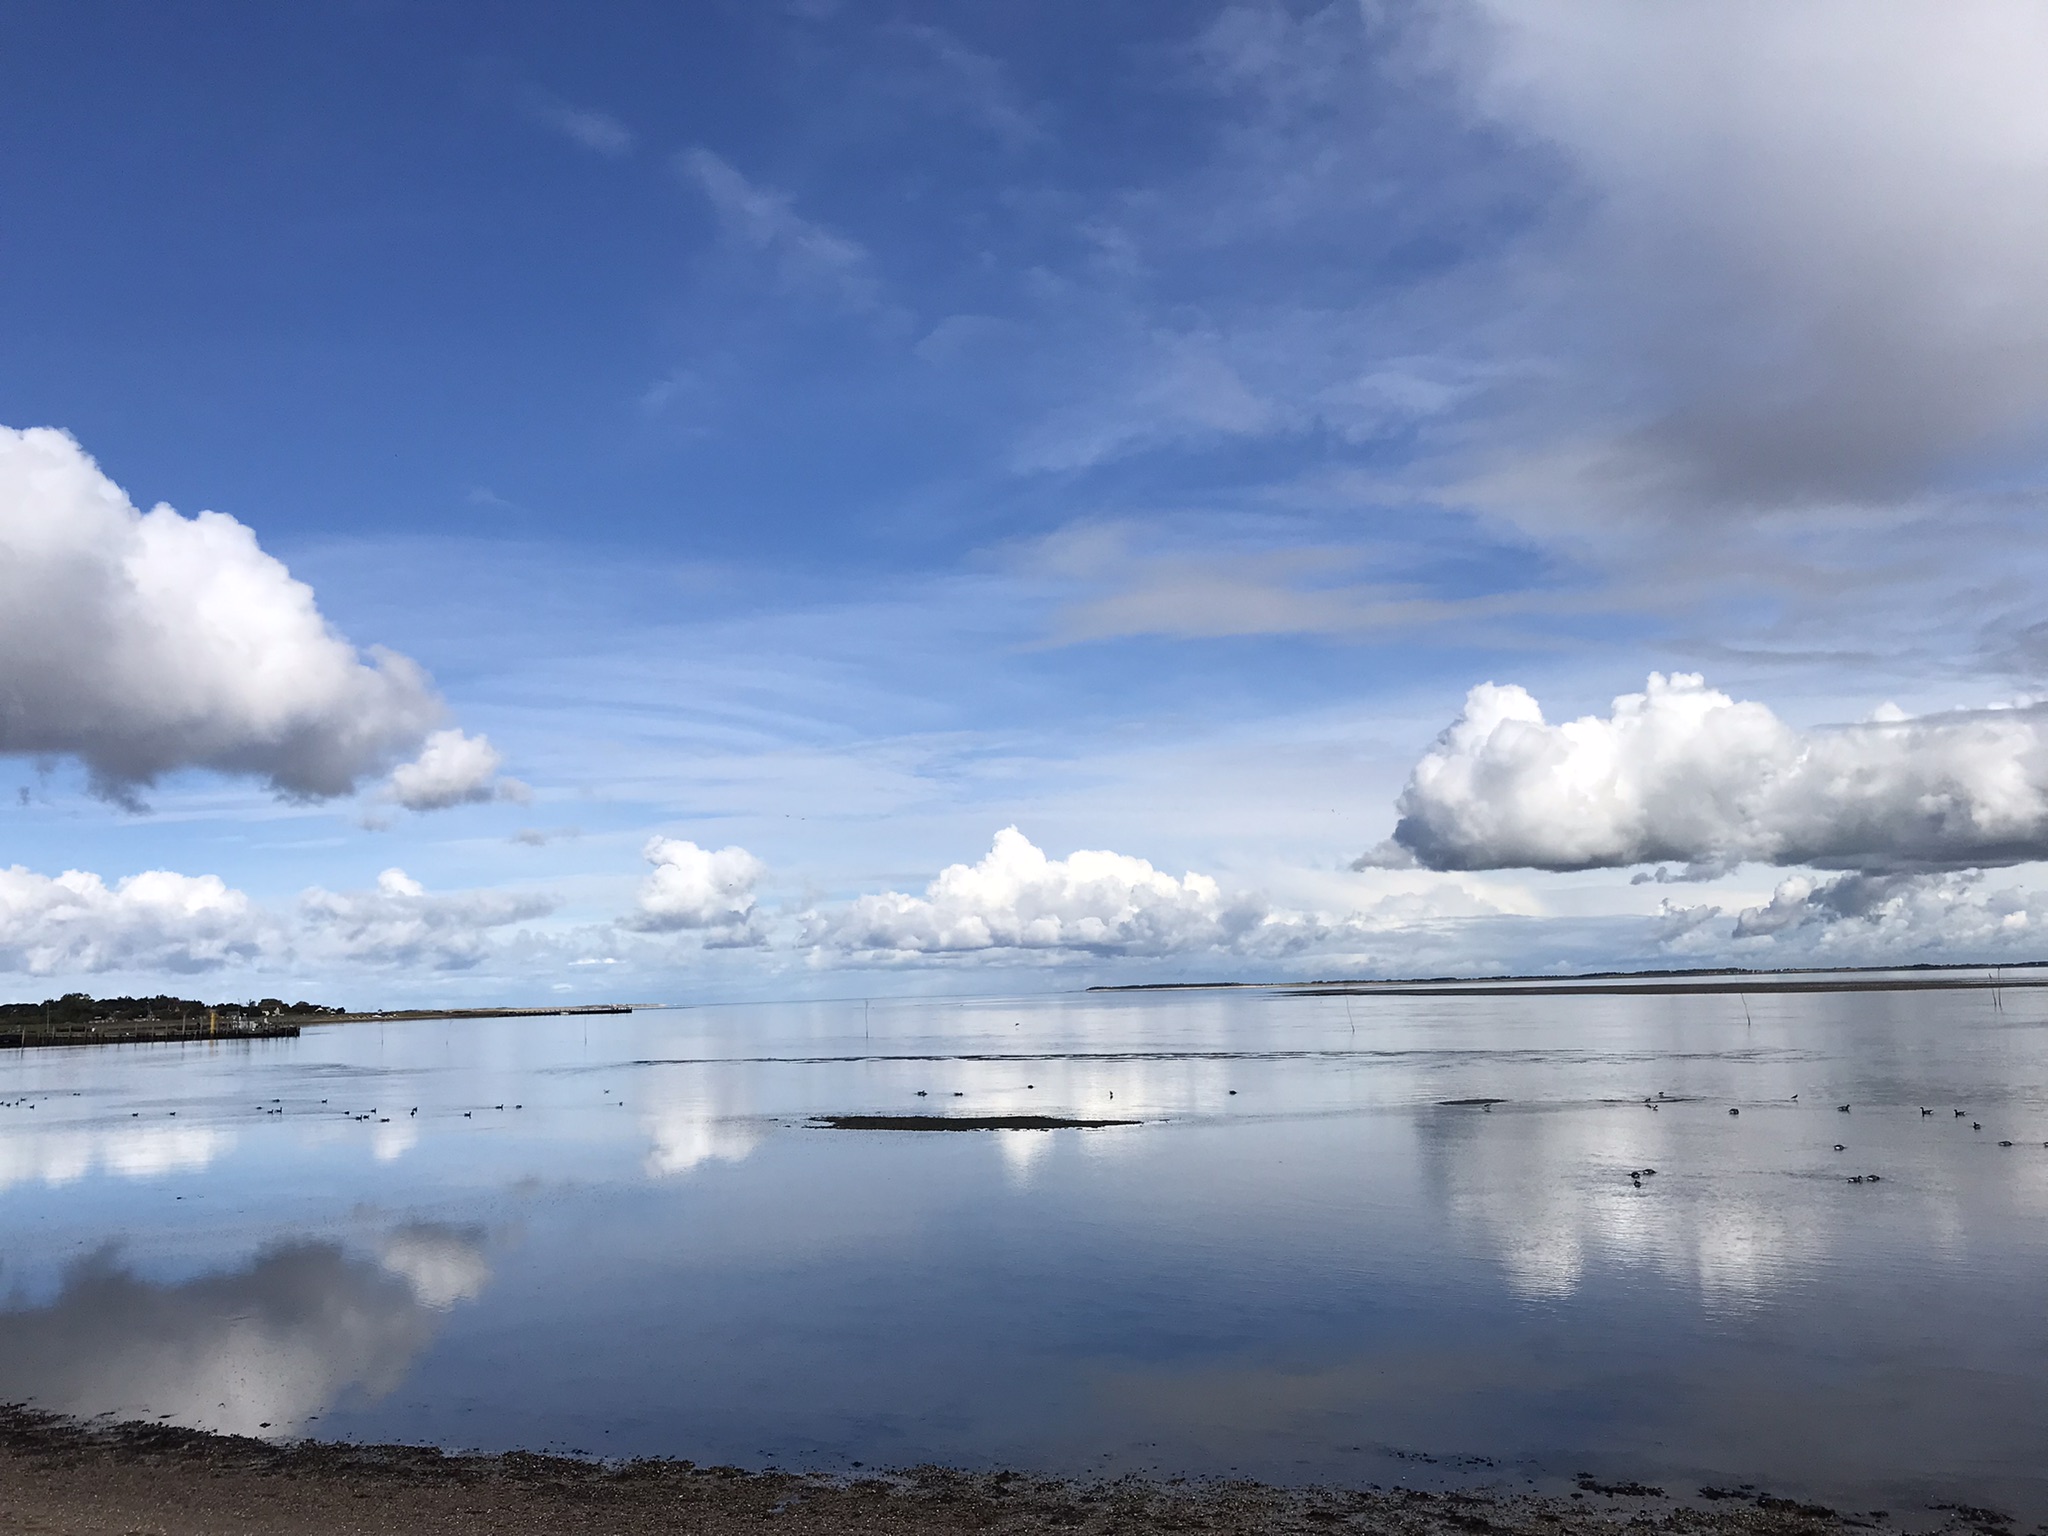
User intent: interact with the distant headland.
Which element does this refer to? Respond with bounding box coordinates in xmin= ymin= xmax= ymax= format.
xmin=0 ymin=993 xmax=631 ymax=1049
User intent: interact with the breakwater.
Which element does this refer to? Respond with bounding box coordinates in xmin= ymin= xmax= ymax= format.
xmin=0 ymin=1015 xmax=300 ymax=1049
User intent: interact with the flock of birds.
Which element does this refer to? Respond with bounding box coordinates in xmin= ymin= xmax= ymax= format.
xmin=236 ymin=1098 xmax=531 ymax=1122
xmin=1623 ymin=1094 xmax=2044 ymax=1188
xmin=9 ymin=1082 xmax=2043 ymax=1190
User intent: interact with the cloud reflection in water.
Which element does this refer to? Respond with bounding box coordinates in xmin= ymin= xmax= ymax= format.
xmin=0 ymin=1123 xmax=231 ymax=1190
xmin=0 ymin=1224 xmax=488 ymax=1437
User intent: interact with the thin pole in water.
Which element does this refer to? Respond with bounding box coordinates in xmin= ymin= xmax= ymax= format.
xmin=1740 ymin=993 xmax=1753 ymax=1028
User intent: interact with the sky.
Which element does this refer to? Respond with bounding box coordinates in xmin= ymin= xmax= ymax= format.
xmin=8 ymin=0 xmax=2048 ymax=1005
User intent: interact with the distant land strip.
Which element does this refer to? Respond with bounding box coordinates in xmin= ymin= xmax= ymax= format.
xmin=322 ymin=1004 xmax=634 ymax=1023
xmin=1287 ymin=975 xmax=2048 ymax=998
xmin=1093 ymin=962 xmax=2048 ymax=999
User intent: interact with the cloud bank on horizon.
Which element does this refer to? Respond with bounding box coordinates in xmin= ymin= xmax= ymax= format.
xmin=6 ymin=4 xmax=2048 ymax=998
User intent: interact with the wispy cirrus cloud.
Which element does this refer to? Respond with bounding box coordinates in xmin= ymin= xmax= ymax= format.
xmin=518 ymin=87 xmax=635 ymax=156
xmin=886 ymin=22 xmax=1046 ymax=150
xmin=677 ymin=149 xmax=881 ymax=313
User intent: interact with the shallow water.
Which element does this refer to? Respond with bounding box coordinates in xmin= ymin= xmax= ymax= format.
xmin=3 ymin=986 xmax=2046 ymax=1521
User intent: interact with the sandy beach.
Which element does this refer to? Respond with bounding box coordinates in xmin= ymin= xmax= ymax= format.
xmin=0 ymin=1410 xmax=2016 ymax=1536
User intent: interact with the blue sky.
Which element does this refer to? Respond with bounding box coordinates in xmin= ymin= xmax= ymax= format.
xmin=7 ymin=1 xmax=2048 ymax=1003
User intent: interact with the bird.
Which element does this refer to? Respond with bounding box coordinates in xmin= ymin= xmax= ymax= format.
xmin=1922 ymin=1108 xmax=1932 ymax=1116
xmin=1641 ymin=1168 xmax=1656 ymax=1176
xmin=1974 ymin=1122 xmax=1983 ymax=1131
xmin=1837 ymin=1104 xmax=1851 ymax=1113
xmin=1729 ymin=1108 xmax=1740 ymax=1116
xmin=1849 ymin=1175 xmax=1865 ymax=1184
xmin=2000 ymin=1140 xmax=2014 ymax=1148
xmin=1834 ymin=1143 xmax=1845 ymax=1152
xmin=1956 ymin=1109 xmax=1967 ymax=1117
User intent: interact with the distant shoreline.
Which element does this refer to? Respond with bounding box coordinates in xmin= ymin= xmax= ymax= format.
xmin=317 ymin=1004 xmax=634 ymax=1024
xmin=1093 ymin=960 xmax=2048 ymax=999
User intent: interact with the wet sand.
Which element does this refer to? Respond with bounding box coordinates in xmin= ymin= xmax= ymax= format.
xmin=0 ymin=1410 xmax=2016 ymax=1536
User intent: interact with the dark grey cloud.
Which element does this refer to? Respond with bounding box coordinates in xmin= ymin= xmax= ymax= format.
xmin=1457 ymin=0 xmax=2048 ymax=517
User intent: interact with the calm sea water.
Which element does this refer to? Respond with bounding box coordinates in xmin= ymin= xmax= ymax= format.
xmin=2 ymin=986 xmax=2046 ymax=1520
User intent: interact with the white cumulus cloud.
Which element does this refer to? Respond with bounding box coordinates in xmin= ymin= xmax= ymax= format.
xmin=1377 ymin=674 xmax=2048 ymax=875
xmin=1730 ymin=869 xmax=2048 ymax=957
xmin=0 ymin=426 xmax=449 ymax=803
xmin=807 ymin=826 xmax=1276 ymax=958
xmin=1620 ymin=868 xmax=2048 ymax=969
xmin=299 ymin=868 xmax=556 ymax=970
xmin=0 ymin=865 xmax=267 ymax=974
xmin=387 ymin=728 xmax=520 ymax=811
xmin=629 ymin=837 xmax=765 ymax=944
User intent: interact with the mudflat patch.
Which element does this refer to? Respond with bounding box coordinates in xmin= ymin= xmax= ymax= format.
xmin=811 ymin=1114 xmax=1141 ymax=1131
